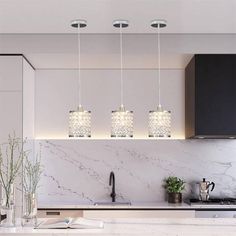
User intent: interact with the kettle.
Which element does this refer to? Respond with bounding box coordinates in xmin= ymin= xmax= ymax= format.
xmin=198 ymin=178 xmax=215 ymax=201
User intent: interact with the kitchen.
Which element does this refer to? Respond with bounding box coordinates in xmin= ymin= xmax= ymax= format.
xmin=0 ymin=0 xmax=236 ymax=235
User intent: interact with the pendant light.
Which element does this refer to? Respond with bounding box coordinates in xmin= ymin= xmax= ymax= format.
xmin=148 ymin=20 xmax=171 ymax=138
xmin=111 ymin=20 xmax=133 ymax=138
xmin=69 ymin=19 xmax=91 ymax=137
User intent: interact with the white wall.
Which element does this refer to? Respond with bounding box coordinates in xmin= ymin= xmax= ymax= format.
xmin=34 ymin=67 xmax=236 ymax=205
xmin=35 ymin=69 xmax=184 ymax=139
xmin=33 ymin=51 xmax=236 ymax=205
xmin=1 ymin=34 xmax=236 ymax=69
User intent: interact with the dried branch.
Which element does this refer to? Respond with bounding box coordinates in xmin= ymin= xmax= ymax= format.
xmin=0 ymin=134 xmax=24 ymax=207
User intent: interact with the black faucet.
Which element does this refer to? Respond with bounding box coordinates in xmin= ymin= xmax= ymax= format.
xmin=109 ymin=171 xmax=116 ymax=202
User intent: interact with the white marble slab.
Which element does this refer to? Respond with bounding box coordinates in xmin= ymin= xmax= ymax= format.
xmin=1 ymin=218 xmax=236 ymax=235
xmin=35 ymin=139 xmax=236 ymax=205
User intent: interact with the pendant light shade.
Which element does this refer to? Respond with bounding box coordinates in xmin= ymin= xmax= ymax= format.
xmin=149 ymin=20 xmax=171 ymax=138
xmin=149 ymin=105 xmax=171 ymax=137
xmin=69 ymin=20 xmax=91 ymax=138
xmin=111 ymin=20 xmax=133 ymax=138
xmin=111 ymin=105 xmax=133 ymax=137
xmin=69 ymin=105 xmax=91 ymax=137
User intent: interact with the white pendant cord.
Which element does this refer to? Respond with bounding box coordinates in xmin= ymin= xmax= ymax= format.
xmin=157 ymin=24 xmax=161 ymax=108
xmin=77 ymin=25 xmax=82 ymax=107
xmin=120 ymin=24 xmax=124 ymax=107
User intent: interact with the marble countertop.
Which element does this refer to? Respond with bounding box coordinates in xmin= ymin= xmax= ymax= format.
xmin=38 ymin=201 xmax=236 ymax=210
xmin=1 ymin=218 xmax=236 ymax=235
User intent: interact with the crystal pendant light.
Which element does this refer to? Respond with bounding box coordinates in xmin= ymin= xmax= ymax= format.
xmin=149 ymin=20 xmax=171 ymax=138
xmin=69 ymin=20 xmax=91 ymax=137
xmin=111 ymin=20 xmax=133 ymax=138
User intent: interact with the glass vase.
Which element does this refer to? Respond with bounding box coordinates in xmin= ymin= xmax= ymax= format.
xmin=0 ymin=184 xmax=15 ymax=227
xmin=22 ymin=192 xmax=37 ymax=227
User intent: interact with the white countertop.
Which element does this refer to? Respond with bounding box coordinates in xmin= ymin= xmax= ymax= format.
xmin=38 ymin=201 xmax=236 ymax=210
xmin=1 ymin=218 xmax=236 ymax=235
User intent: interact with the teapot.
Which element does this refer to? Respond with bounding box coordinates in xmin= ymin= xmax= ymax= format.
xmin=198 ymin=178 xmax=215 ymax=201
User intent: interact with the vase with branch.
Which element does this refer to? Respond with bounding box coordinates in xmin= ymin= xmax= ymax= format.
xmin=0 ymin=134 xmax=25 ymax=227
xmin=22 ymin=150 xmax=43 ymax=227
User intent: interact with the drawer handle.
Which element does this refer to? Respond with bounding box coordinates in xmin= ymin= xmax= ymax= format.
xmin=213 ymin=214 xmax=218 ymax=218
xmin=46 ymin=212 xmax=60 ymax=216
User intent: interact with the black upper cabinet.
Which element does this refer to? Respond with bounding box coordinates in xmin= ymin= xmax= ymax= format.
xmin=185 ymin=54 xmax=236 ymax=138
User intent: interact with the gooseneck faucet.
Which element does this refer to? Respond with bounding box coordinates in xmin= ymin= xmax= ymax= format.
xmin=109 ymin=171 xmax=116 ymax=202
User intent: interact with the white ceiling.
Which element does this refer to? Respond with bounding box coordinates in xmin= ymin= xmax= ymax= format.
xmin=1 ymin=34 xmax=236 ymax=69
xmin=0 ymin=0 xmax=236 ymax=34
xmin=0 ymin=1 xmax=236 ymax=69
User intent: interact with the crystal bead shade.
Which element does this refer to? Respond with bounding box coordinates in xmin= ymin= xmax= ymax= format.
xmin=149 ymin=107 xmax=171 ymax=137
xmin=69 ymin=107 xmax=91 ymax=137
xmin=111 ymin=106 xmax=133 ymax=137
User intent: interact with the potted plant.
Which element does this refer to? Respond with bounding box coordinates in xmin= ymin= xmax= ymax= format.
xmin=164 ymin=176 xmax=185 ymax=203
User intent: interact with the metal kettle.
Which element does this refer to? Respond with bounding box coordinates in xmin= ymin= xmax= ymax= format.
xmin=198 ymin=178 xmax=215 ymax=201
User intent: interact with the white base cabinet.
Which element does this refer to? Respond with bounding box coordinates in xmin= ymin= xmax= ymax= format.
xmin=38 ymin=209 xmax=195 ymax=218
xmin=83 ymin=210 xmax=195 ymax=218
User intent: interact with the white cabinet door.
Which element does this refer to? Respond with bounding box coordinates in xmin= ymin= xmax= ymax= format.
xmin=195 ymin=210 xmax=236 ymax=218
xmin=83 ymin=210 xmax=195 ymax=218
xmin=0 ymin=56 xmax=22 ymax=91
xmin=0 ymin=55 xmax=34 ymax=218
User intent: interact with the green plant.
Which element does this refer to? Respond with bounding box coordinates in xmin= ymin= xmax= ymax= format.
xmin=164 ymin=176 xmax=185 ymax=193
xmin=0 ymin=134 xmax=27 ymax=207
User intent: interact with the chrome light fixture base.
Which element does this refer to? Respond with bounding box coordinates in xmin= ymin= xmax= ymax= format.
xmin=151 ymin=19 xmax=167 ymax=28
xmin=69 ymin=105 xmax=91 ymax=138
xmin=113 ymin=20 xmax=129 ymax=28
xmin=71 ymin=19 xmax=87 ymax=28
xmin=111 ymin=105 xmax=133 ymax=138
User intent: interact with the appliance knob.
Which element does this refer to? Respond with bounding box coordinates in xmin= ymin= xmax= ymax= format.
xmin=233 ymin=215 xmax=236 ymax=218
xmin=213 ymin=214 xmax=218 ymax=218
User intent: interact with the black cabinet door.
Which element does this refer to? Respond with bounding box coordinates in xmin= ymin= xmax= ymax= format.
xmin=195 ymin=55 xmax=236 ymax=136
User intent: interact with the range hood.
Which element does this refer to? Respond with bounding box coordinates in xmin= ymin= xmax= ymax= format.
xmin=185 ymin=54 xmax=236 ymax=139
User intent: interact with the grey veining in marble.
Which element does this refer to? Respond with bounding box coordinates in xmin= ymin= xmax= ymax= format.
xmin=35 ymin=139 xmax=236 ymax=205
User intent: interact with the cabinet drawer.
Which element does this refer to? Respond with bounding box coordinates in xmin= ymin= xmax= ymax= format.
xmin=195 ymin=211 xmax=236 ymax=218
xmin=37 ymin=210 xmax=83 ymax=218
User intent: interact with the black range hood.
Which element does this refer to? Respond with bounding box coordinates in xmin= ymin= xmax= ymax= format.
xmin=185 ymin=54 xmax=236 ymax=139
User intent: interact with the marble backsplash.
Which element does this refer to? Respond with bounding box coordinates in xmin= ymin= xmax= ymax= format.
xmin=35 ymin=139 xmax=236 ymax=205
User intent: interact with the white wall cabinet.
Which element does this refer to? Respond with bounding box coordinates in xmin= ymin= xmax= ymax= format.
xmin=0 ymin=56 xmax=23 ymax=142
xmin=0 ymin=55 xmax=35 ymax=142
xmin=0 ymin=55 xmax=35 ymax=217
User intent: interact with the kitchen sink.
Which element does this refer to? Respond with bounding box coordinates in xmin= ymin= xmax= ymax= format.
xmin=94 ymin=201 xmax=131 ymax=206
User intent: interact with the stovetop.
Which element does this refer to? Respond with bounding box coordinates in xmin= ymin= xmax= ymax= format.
xmin=189 ymin=198 xmax=236 ymax=205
